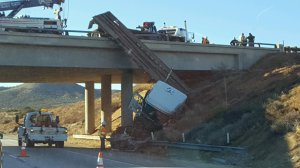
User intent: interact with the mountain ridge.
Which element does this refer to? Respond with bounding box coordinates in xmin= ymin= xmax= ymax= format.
xmin=0 ymin=83 xmax=105 ymax=109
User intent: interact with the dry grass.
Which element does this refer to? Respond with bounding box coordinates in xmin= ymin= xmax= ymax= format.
xmin=65 ymin=137 xmax=102 ymax=148
xmin=133 ymin=84 xmax=153 ymax=93
xmin=265 ymin=85 xmax=300 ymax=134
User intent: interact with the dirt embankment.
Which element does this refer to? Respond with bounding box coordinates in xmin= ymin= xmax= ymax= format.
xmin=164 ymin=53 xmax=300 ymax=168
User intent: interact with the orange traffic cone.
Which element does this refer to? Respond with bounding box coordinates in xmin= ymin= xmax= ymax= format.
xmin=96 ymin=152 xmax=104 ymax=168
xmin=19 ymin=140 xmax=28 ymax=157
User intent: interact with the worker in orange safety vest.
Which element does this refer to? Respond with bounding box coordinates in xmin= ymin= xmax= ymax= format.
xmin=99 ymin=121 xmax=107 ymax=151
xmin=202 ymin=36 xmax=210 ymax=45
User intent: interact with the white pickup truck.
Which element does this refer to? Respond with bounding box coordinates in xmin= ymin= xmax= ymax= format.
xmin=16 ymin=110 xmax=67 ymax=148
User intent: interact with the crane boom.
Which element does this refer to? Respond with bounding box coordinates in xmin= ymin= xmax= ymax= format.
xmin=0 ymin=0 xmax=64 ymax=17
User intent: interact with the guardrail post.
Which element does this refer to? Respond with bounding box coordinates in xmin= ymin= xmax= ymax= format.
xmin=226 ymin=132 xmax=230 ymax=144
xmin=151 ymin=132 xmax=155 ymax=141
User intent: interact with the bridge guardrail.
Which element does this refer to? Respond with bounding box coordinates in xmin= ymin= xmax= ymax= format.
xmin=0 ymin=25 xmax=93 ymax=35
xmin=232 ymin=41 xmax=279 ymax=48
xmin=0 ymin=26 xmax=287 ymax=51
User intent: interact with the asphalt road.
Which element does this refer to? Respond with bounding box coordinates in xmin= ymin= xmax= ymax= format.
xmin=2 ymin=135 xmax=237 ymax=168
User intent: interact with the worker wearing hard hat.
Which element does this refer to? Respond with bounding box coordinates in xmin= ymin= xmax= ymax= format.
xmin=239 ymin=33 xmax=247 ymax=46
xmin=202 ymin=36 xmax=210 ymax=45
xmin=54 ymin=7 xmax=63 ymax=21
xmin=99 ymin=121 xmax=107 ymax=151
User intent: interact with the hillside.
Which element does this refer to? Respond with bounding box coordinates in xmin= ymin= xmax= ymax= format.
xmin=175 ymin=53 xmax=300 ymax=167
xmin=0 ymin=83 xmax=101 ymax=109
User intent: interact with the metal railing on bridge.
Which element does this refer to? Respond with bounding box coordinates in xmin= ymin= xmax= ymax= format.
xmin=230 ymin=41 xmax=280 ymax=48
xmin=0 ymin=25 xmax=289 ymax=53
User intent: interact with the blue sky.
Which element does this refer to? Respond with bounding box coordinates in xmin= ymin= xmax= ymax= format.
xmin=0 ymin=0 xmax=299 ymax=88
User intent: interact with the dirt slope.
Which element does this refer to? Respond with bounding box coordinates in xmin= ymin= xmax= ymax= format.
xmin=170 ymin=53 xmax=300 ymax=168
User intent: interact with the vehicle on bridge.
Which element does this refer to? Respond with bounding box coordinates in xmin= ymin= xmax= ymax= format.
xmin=0 ymin=0 xmax=65 ymax=34
xmin=89 ymin=20 xmax=194 ymax=42
xmin=135 ymin=22 xmax=193 ymax=42
xmin=15 ymin=109 xmax=67 ymax=148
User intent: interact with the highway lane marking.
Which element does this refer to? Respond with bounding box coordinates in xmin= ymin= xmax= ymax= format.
xmin=8 ymin=154 xmax=17 ymax=159
xmin=6 ymin=152 xmax=40 ymax=168
xmin=64 ymin=149 xmax=144 ymax=167
xmin=104 ymin=157 xmax=145 ymax=167
xmin=6 ymin=153 xmax=26 ymax=163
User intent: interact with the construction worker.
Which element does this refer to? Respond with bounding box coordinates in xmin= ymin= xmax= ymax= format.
xmin=202 ymin=36 xmax=210 ymax=45
xmin=54 ymin=7 xmax=63 ymax=21
xmin=99 ymin=121 xmax=107 ymax=151
xmin=240 ymin=33 xmax=247 ymax=46
xmin=247 ymin=33 xmax=255 ymax=47
xmin=230 ymin=37 xmax=239 ymax=46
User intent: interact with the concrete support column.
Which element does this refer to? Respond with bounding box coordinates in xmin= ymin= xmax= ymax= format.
xmin=85 ymin=82 xmax=95 ymax=134
xmin=101 ymin=75 xmax=112 ymax=132
xmin=121 ymin=70 xmax=133 ymax=127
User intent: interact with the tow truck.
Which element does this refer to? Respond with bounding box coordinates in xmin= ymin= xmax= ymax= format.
xmin=16 ymin=109 xmax=67 ymax=148
xmin=0 ymin=0 xmax=65 ymax=34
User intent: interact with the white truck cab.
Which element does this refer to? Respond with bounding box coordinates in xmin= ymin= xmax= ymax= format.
xmin=16 ymin=110 xmax=67 ymax=148
xmin=158 ymin=26 xmax=193 ymax=43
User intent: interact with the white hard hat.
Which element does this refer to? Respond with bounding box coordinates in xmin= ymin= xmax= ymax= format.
xmin=101 ymin=121 xmax=106 ymax=125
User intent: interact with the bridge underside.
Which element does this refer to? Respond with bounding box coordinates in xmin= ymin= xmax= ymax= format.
xmin=0 ymin=66 xmax=152 ymax=83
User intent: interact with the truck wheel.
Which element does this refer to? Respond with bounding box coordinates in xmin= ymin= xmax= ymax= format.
xmin=59 ymin=142 xmax=64 ymax=148
xmin=55 ymin=141 xmax=64 ymax=148
xmin=48 ymin=143 xmax=53 ymax=147
xmin=25 ymin=138 xmax=34 ymax=148
xmin=28 ymin=141 xmax=34 ymax=147
xmin=55 ymin=142 xmax=59 ymax=148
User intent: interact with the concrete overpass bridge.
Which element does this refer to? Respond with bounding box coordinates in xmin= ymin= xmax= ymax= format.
xmin=0 ymin=32 xmax=280 ymax=134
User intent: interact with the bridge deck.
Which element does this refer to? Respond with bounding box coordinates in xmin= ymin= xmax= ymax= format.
xmin=0 ymin=31 xmax=280 ymax=83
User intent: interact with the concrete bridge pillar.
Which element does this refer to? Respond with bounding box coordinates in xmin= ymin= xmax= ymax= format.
xmin=85 ymin=82 xmax=95 ymax=134
xmin=101 ymin=75 xmax=112 ymax=132
xmin=121 ymin=70 xmax=133 ymax=127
